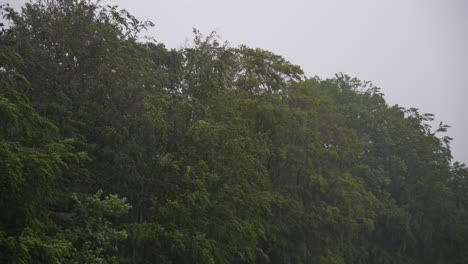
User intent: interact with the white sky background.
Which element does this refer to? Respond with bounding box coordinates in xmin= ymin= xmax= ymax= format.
xmin=6 ymin=0 xmax=468 ymax=164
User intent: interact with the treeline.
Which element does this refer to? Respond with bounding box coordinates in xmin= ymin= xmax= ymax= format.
xmin=0 ymin=1 xmax=467 ymax=263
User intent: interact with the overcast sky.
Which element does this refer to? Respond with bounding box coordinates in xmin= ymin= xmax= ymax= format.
xmin=6 ymin=0 xmax=468 ymax=164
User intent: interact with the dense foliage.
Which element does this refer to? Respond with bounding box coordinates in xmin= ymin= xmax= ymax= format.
xmin=1 ymin=1 xmax=467 ymax=263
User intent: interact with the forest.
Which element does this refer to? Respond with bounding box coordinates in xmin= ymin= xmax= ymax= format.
xmin=0 ymin=1 xmax=467 ymax=263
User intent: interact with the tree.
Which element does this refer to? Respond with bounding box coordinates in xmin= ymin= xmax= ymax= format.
xmin=2 ymin=1 xmax=467 ymax=263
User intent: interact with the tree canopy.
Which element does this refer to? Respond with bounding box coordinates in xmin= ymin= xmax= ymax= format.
xmin=1 ymin=1 xmax=467 ymax=263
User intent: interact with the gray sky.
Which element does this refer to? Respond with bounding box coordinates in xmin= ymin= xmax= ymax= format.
xmin=6 ymin=0 xmax=468 ymax=164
